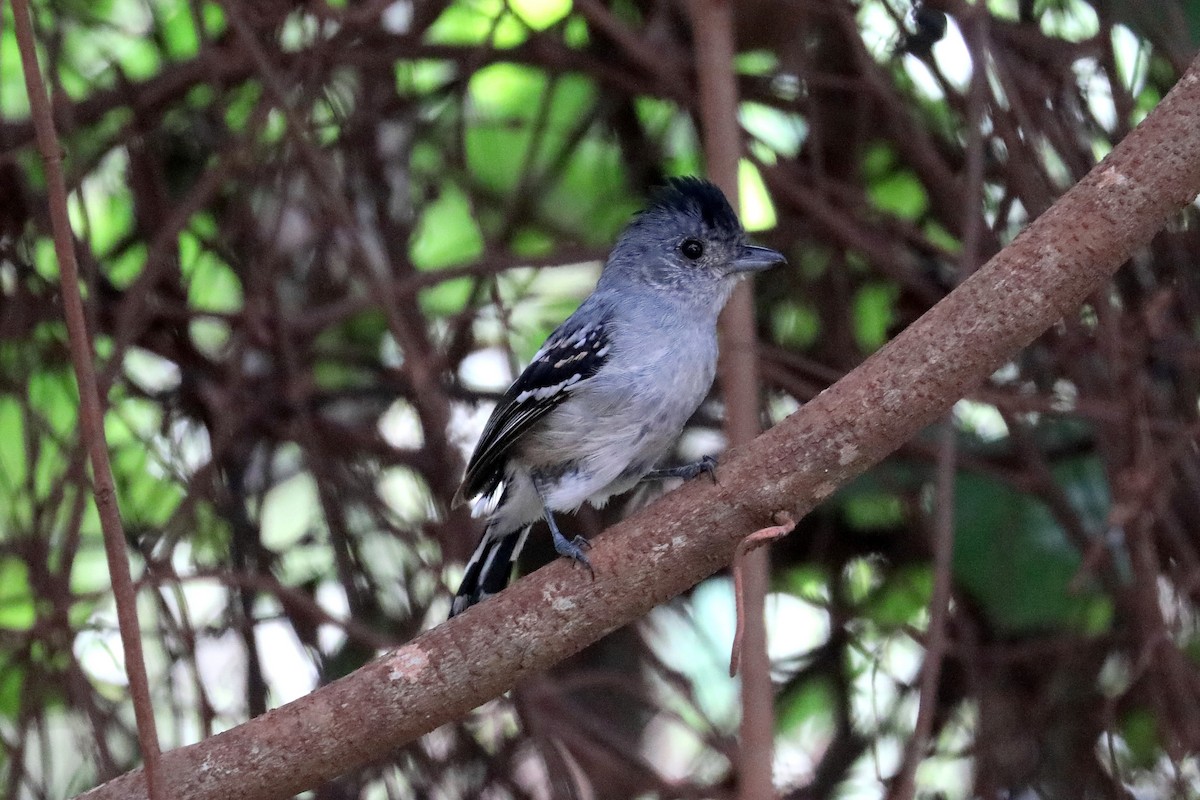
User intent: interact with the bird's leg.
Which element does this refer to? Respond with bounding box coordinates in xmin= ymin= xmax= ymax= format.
xmin=543 ymin=508 xmax=594 ymax=577
xmin=532 ymin=480 xmax=594 ymax=577
xmin=642 ymin=455 xmax=718 ymax=484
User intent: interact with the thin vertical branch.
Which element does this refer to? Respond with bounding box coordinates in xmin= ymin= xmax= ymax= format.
xmin=958 ymin=10 xmax=990 ymax=277
xmin=892 ymin=17 xmax=986 ymax=792
xmin=9 ymin=2 xmax=164 ymax=798
xmin=888 ymin=420 xmax=956 ymax=800
xmin=688 ymin=1 xmax=775 ymax=797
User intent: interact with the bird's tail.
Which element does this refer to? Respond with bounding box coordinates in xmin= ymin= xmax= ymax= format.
xmin=450 ymin=524 xmax=532 ymax=617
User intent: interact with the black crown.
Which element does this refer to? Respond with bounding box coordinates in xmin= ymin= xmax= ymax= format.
xmin=644 ymin=177 xmax=740 ymax=233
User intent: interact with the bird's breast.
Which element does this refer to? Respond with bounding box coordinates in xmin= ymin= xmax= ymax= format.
xmin=519 ymin=326 xmax=717 ymax=467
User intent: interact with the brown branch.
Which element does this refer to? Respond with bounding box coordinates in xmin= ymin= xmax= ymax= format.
xmin=9 ymin=1 xmax=164 ymax=798
xmin=888 ymin=422 xmax=957 ymax=800
xmin=687 ymin=0 xmax=776 ymax=797
xmin=729 ymin=513 xmax=797 ymax=677
xmin=75 ymin=52 xmax=1200 ymax=800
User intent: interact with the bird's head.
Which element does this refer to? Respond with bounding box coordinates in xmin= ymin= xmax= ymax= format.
xmin=598 ymin=177 xmax=785 ymax=306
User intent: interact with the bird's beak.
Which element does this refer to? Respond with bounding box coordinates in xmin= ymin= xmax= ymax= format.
xmin=732 ymin=244 xmax=786 ymax=273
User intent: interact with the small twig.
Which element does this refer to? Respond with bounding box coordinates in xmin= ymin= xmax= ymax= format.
xmin=8 ymin=1 xmax=164 ymax=798
xmin=729 ymin=512 xmax=797 ymax=678
xmin=888 ymin=421 xmax=956 ymax=800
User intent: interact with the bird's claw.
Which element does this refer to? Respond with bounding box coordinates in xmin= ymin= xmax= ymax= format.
xmin=645 ymin=455 xmax=719 ymax=484
xmin=674 ymin=455 xmax=718 ymax=482
xmin=694 ymin=454 xmax=718 ymax=483
xmin=553 ymin=533 xmax=594 ymax=578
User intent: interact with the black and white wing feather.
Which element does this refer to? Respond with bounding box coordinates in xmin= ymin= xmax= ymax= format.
xmin=454 ymin=311 xmax=612 ymax=507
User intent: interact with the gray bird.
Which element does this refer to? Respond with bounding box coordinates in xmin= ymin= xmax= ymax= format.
xmin=450 ymin=177 xmax=784 ymax=616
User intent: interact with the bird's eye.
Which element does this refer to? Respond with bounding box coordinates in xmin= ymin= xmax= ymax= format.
xmin=680 ymin=239 xmax=704 ymax=260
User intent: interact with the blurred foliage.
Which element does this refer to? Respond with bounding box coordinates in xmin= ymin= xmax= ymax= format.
xmin=1 ymin=0 xmax=1200 ymax=798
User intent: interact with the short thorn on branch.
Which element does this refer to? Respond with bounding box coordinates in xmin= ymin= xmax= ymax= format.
xmin=729 ymin=511 xmax=797 ymax=677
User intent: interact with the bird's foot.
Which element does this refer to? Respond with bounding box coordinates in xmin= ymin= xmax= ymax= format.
xmin=644 ymin=455 xmax=718 ymax=484
xmin=551 ymin=529 xmax=594 ymax=577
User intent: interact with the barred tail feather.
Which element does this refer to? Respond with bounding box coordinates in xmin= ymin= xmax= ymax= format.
xmin=450 ymin=525 xmax=531 ymax=617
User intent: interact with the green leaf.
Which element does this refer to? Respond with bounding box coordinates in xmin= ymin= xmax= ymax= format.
xmin=952 ymin=464 xmax=1110 ymax=634
xmin=564 ymin=14 xmax=589 ymax=47
xmin=0 ymin=653 xmax=25 ymax=719
xmin=510 ymin=227 xmax=555 ymax=257
xmin=541 ymin=144 xmax=632 ymax=242
xmin=740 ymin=103 xmax=803 ymax=159
xmin=771 ymin=301 xmax=820 ymax=349
xmin=923 ymin=220 xmax=960 ymax=254
xmin=261 ymin=473 xmax=321 ymax=551
xmin=409 ymin=185 xmax=484 ymax=269
xmin=780 ymin=564 xmax=831 ymax=605
xmin=863 ymin=566 xmax=932 ymax=626
xmin=419 ymin=277 xmax=475 ymax=317
xmin=223 ymin=83 xmax=264 ymax=133
xmin=778 ymin=675 xmax=836 ymax=734
xmin=868 ymin=170 xmax=929 ymax=220
xmin=843 ymin=557 xmax=883 ymax=605
xmin=862 ymin=142 xmax=896 ymax=177
xmin=0 ymin=558 xmax=35 ymax=630
xmin=843 ymin=490 xmax=906 ymax=530
xmin=158 ymin=0 xmax=201 ymax=61
xmin=427 ymin=0 xmax=528 ymax=47
xmin=735 ymin=50 xmax=779 ymax=76
xmin=852 ymin=282 xmax=899 ymax=350
xmin=466 ymin=67 xmax=601 ymax=202
xmin=0 ymin=13 xmax=30 ymax=117
xmin=202 ymin=2 xmax=227 ymax=37
xmin=67 ymin=524 xmax=114 ymax=596
xmin=395 ymin=60 xmax=456 ymax=96
xmin=180 ymin=229 xmax=244 ymax=313
xmin=509 ymin=0 xmax=571 ymax=30
xmin=1120 ymin=708 xmax=1160 ymax=770
xmin=69 ymin=152 xmax=134 ymax=256
xmin=188 ymin=318 xmax=232 ymax=357
xmin=0 ymin=397 xmax=26 ymax=496
xmin=738 ymin=159 xmax=777 ymax=231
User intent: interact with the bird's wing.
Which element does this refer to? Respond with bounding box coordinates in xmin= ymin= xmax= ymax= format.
xmin=455 ymin=310 xmax=613 ymax=507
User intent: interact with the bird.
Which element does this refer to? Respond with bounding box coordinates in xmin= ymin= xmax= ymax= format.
xmin=449 ymin=177 xmax=785 ymax=617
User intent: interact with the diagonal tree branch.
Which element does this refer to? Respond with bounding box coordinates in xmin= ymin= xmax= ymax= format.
xmin=76 ymin=54 xmax=1200 ymax=800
